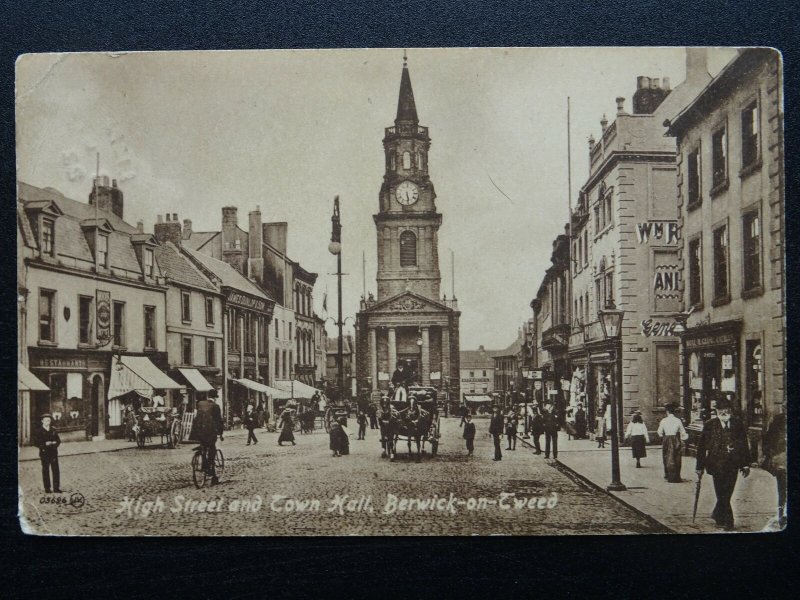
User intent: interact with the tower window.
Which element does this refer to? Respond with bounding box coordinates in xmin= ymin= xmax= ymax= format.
xmin=418 ymin=151 xmax=425 ymax=171
xmin=399 ymin=230 xmax=417 ymax=267
xmin=402 ymin=151 xmax=412 ymax=170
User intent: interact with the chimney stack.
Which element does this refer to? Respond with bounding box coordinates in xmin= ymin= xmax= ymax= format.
xmin=222 ymin=206 xmax=240 ymax=251
xmin=136 ymin=220 xmax=144 ymax=233
xmin=263 ymin=222 xmax=288 ymax=256
xmin=632 ymin=76 xmax=671 ymax=114
xmin=154 ymin=212 xmax=182 ymax=246
xmin=686 ymin=48 xmax=708 ymax=82
xmin=88 ymin=175 xmax=125 ymax=220
xmin=248 ymin=206 xmax=264 ymax=284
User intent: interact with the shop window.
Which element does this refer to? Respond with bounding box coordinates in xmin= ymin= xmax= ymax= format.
xmin=47 ymin=372 xmax=86 ymax=431
xmin=206 ymin=339 xmax=216 ymax=367
xmin=713 ymin=224 xmax=730 ymax=303
xmin=79 ymin=295 xmax=93 ymax=344
xmin=205 ymin=296 xmax=214 ymax=325
xmin=741 ymin=100 xmax=759 ymax=170
xmin=97 ymin=233 xmax=108 ymax=268
xmin=181 ymin=291 xmax=191 ymax=322
xmin=182 ymin=336 xmax=192 ymax=365
xmin=688 ymin=237 xmax=703 ymax=307
xmin=144 ymin=305 xmax=156 ymax=349
xmin=399 ymin=230 xmax=417 ymax=267
xmin=113 ymin=300 xmax=126 ymax=347
xmin=745 ymin=340 xmax=763 ymax=426
xmin=144 ymin=248 xmax=154 ymax=277
xmin=39 ymin=289 xmax=56 ymax=343
xmin=711 ymin=124 xmax=728 ymax=190
xmin=742 ymin=211 xmax=761 ymax=294
xmin=686 ymin=148 xmax=701 ymax=208
xmin=41 ymin=219 xmax=55 ymax=257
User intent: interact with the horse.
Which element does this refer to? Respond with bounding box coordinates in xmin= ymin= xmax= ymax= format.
xmin=299 ymin=410 xmax=316 ymax=434
xmin=393 ymin=402 xmax=434 ymax=463
xmin=378 ymin=407 xmax=399 ymax=460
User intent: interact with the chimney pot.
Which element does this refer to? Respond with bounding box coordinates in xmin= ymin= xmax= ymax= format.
xmin=136 ymin=220 xmax=144 ymax=233
xmin=615 ymin=97 xmax=625 ymax=114
xmin=663 ymin=77 xmax=671 ymax=91
xmin=637 ymin=76 xmax=648 ymax=90
xmin=651 ymin=78 xmax=660 ymax=89
xmin=112 ymin=179 xmax=118 ymax=188
xmin=172 ymin=213 xmax=178 ymax=221
xmin=156 ymin=214 xmax=163 ymax=224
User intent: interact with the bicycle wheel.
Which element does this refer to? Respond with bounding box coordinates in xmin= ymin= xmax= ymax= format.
xmin=192 ymin=450 xmax=207 ymax=489
xmin=215 ymin=449 xmax=225 ymax=478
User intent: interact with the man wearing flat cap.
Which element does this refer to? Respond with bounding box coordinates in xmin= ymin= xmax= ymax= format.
xmin=695 ymin=395 xmax=751 ymax=530
xmin=33 ymin=413 xmax=61 ymax=493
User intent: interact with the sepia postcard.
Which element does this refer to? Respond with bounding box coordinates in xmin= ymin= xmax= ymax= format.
xmin=16 ymin=47 xmax=786 ymax=536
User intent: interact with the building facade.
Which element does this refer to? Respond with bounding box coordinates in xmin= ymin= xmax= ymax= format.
xmin=355 ymin=57 xmax=461 ymax=402
xmin=326 ymin=335 xmax=354 ymax=400
xmin=493 ymin=330 xmax=525 ymax=399
xmin=459 ymin=346 xmax=497 ymax=395
xmin=666 ymin=48 xmax=784 ymax=458
xmin=19 ymin=179 xmax=172 ymax=442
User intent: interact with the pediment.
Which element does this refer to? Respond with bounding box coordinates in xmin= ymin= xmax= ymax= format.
xmin=363 ymin=291 xmax=451 ymax=315
xmin=80 ymin=217 xmax=115 ymax=234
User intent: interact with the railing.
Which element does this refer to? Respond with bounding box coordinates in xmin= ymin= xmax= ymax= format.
xmin=384 ymin=124 xmax=429 ymax=138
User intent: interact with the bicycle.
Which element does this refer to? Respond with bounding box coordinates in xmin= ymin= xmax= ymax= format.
xmin=191 ymin=442 xmax=225 ymax=489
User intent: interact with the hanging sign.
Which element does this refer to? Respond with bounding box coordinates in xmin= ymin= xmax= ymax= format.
xmin=96 ymin=290 xmax=111 ymax=343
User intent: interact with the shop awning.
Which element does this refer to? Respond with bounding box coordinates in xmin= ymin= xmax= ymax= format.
xmin=108 ymin=356 xmax=183 ymax=400
xmin=178 ymin=368 xmax=214 ymax=392
xmin=273 ymin=379 xmax=320 ymax=399
xmin=18 ymin=363 xmax=49 ymax=391
xmin=464 ymin=394 xmax=493 ymax=403
xmin=233 ymin=378 xmax=293 ymax=399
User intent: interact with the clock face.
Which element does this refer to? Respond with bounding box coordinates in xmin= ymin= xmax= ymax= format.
xmin=395 ymin=181 xmax=419 ymax=206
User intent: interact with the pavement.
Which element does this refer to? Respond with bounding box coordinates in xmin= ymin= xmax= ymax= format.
xmin=516 ymin=429 xmax=781 ymax=534
xmin=18 ymin=418 xmax=666 ymax=536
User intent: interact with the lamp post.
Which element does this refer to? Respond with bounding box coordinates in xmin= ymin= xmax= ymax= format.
xmin=416 ymin=333 xmax=423 ymax=385
xmin=328 ymin=196 xmax=345 ymax=407
xmin=598 ymin=300 xmax=626 ymax=492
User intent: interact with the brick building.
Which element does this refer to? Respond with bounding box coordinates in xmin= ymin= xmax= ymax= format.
xmin=665 ymin=48 xmax=784 ymax=457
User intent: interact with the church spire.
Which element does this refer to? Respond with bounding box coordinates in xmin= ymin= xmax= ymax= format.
xmin=395 ymin=52 xmax=418 ymax=124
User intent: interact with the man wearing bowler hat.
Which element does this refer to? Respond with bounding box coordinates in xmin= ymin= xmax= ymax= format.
xmin=33 ymin=413 xmax=61 ymax=493
xmin=695 ymin=396 xmax=751 ymax=530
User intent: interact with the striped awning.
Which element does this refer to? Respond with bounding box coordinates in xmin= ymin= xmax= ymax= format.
xmin=178 ymin=368 xmax=214 ymax=392
xmin=18 ymin=363 xmax=49 ymax=391
xmin=233 ymin=378 xmax=292 ymax=399
xmin=108 ymin=356 xmax=183 ymax=400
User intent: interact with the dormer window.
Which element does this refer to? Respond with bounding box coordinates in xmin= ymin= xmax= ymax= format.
xmin=97 ymin=234 xmax=109 ymax=268
xmin=144 ymin=248 xmax=154 ymax=277
xmin=41 ymin=219 xmax=55 ymax=257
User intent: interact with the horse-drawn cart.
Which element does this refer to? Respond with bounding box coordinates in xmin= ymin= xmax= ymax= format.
xmin=131 ymin=406 xmax=189 ymax=449
xmin=380 ymin=385 xmax=441 ymax=462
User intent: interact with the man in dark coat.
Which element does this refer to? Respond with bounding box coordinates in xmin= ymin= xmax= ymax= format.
xmin=489 ymin=406 xmax=504 ymax=461
xmin=356 ymin=411 xmax=368 ymax=440
xmin=542 ymin=402 xmax=560 ymax=459
xmin=194 ymin=397 xmax=224 ymax=485
xmin=529 ymin=404 xmax=544 ymax=454
xmin=574 ymin=404 xmax=588 ymax=440
xmin=368 ymin=403 xmax=378 ymax=430
xmin=33 ymin=413 xmax=61 ymax=493
xmin=391 ymin=361 xmax=412 ymax=402
xmin=463 ymin=413 xmax=476 ymax=456
xmin=695 ymin=397 xmax=751 ymax=530
xmin=243 ymin=404 xmax=258 ymax=445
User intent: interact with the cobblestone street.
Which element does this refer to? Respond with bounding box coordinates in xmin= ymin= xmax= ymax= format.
xmin=19 ymin=418 xmax=667 ymax=536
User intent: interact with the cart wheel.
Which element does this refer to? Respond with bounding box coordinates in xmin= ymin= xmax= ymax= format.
xmin=136 ymin=430 xmax=146 ymax=448
xmin=215 ymin=449 xmax=225 ymax=478
xmin=192 ymin=450 xmax=206 ymax=489
xmin=170 ymin=420 xmax=181 ymax=449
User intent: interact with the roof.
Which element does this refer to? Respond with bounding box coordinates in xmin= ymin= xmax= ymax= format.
xmin=182 ymin=230 xmax=218 ymax=252
xmin=460 ymin=348 xmax=499 ymax=369
xmin=183 ymin=246 xmax=271 ymax=300
xmin=327 ymin=336 xmax=354 ymax=355
xmin=154 ymin=242 xmax=216 ymax=291
xmin=396 ymin=61 xmax=418 ymax=122
xmin=666 ymin=49 xmax=773 ymax=136
xmin=17 ymin=204 xmax=37 ymax=249
xmin=494 ymin=331 xmax=525 ymax=358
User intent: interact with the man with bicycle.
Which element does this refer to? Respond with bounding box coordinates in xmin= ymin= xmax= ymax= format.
xmin=194 ymin=395 xmax=224 ymax=485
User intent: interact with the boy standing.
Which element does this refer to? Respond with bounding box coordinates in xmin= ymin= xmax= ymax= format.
xmin=463 ymin=413 xmax=476 ymax=456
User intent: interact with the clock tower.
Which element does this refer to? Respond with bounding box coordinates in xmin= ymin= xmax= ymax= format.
xmin=375 ymin=55 xmax=441 ymax=302
xmin=356 ymin=55 xmax=461 ymax=400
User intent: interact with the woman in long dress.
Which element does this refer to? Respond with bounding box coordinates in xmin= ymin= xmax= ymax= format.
xmin=277 ymin=409 xmax=296 ymax=446
xmin=625 ymin=412 xmax=650 ymax=468
xmin=656 ymin=403 xmax=688 ymax=482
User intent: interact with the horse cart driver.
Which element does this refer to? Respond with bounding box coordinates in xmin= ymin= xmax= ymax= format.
xmin=390 ymin=361 xmax=413 ymax=403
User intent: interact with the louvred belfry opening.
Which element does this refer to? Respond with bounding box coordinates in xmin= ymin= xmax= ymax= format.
xmin=399 ymin=230 xmax=417 ymax=266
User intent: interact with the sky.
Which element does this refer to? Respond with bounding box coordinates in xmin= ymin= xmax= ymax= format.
xmin=16 ymin=47 xmax=736 ymax=350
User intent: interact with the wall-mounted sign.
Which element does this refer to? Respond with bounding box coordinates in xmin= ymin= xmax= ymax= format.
xmin=430 ymin=371 xmax=441 ymax=380
xmin=378 ymin=372 xmax=389 ymax=381
xmin=96 ymin=290 xmax=111 ymax=343
xmin=653 ymin=270 xmax=681 ymax=292
xmin=722 ymin=354 xmax=733 ymax=370
xmin=640 ymin=319 xmax=679 ymax=337
xmin=636 ymin=221 xmax=679 ymax=245
xmin=461 ymin=378 xmax=490 ymax=383
xmin=225 ymin=289 xmax=268 ymax=312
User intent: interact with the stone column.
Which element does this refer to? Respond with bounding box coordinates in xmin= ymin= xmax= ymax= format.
xmin=388 ymin=327 xmax=397 ymax=375
xmin=421 ymin=326 xmax=430 ymax=385
xmin=369 ymin=327 xmax=378 ymax=390
xmin=441 ymin=326 xmax=451 ymax=390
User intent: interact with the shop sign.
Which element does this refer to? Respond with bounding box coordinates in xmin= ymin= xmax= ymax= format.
xmin=96 ymin=290 xmax=111 ymax=343
xmin=462 ymin=378 xmax=490 ymax=383
xmin=636 ymin=221 xmax=679 ymax=245
xmin=685 ymin=332 xmax=736 ymax=350
xmin=640 ymin=318 xmax=679 ymax=337
xmin=33 ymin=356 xmax=87 ymax=370
xmin=225 ymin=289 xmax=267 ymax=312
xmin=653 ymin=270 xmax=681 ymax=292
xmin=722 ymin=354 xmax=733 ymax=370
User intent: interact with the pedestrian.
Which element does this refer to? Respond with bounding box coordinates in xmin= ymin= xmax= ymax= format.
xmin=760 ymin=410 xmax=787 ymax=530
xmin=624 ymin=412 xmax=650 ymax=468
xmin=244 ymin=404 xmax=258 ymax=446
xmin=574 ymin=403 xmax=587 ymax=439
xmin=489 ymin=405 xmax=504 ymax=461
xmin=542 ymin=402 xmax=559 ymax=460
xmin=695 ymin=397 xmax=751 ymax=530
xmin=329 ymin=419 xmax=343 ymax=457
xmin=33 ymin=413 xmax=61 ymax=493
xmin=459 ymin=403 xmax=470 ymax=427
xmin=194 ymin=396 xmax=224 ymax=486
xmin=463 ymin=413 xmax=476 ymax=456
xmin=356 ymin=411 xmax=368 ymax=440
xmin=530 ymin=404 xmax=544 ymax=454
xmin=337 ymin=416 xmax=351 ymax=455
xmin=277 ymin=408 xmax=296 ymax=446
xmin=505 ymin=412 xmax=517 ymax=450
xmin=657 ymin=402 xmax=688 ymax=482
xmin=368 ymin=403 xmax=378 ymax=430
xmin=595 ymin=403 xmax=607 ymax=448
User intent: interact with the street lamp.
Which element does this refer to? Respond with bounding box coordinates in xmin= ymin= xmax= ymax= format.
xmin=598 ymin=300 xmax=626 ymax=492
xmin=416 ymin=333 xmax=423 ymax=385
xmin=329 ymin=196 xmax=345 ymax=406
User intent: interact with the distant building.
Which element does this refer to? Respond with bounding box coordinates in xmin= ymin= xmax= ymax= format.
xmin=326 ymin=335 xmax=354 ymax=399
xmin=666 ymin=48 xmax=784 ymax=458
xmin=493 ymin=330 xmax=526 ymax=397
xmin=459 ymin=346 xmax=497 ymax=395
